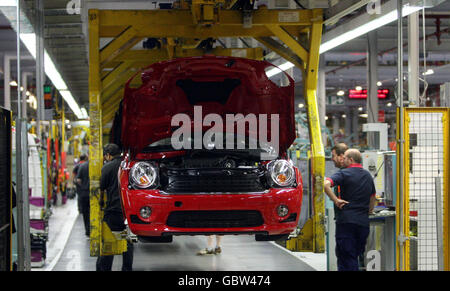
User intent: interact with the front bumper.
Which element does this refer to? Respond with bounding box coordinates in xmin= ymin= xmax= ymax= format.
xmin=120 ymin=186 xmax=302 ymax=237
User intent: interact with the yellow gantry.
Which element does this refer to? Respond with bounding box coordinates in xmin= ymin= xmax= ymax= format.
xmin=88 ymin=2 xmax=325 ymax=256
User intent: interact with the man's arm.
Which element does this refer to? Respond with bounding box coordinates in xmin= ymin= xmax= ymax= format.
xmin=368 ymin=180 xmax=377 ymax=214
xmin=324 ymin=179 xmax=349 ymax=209
xmin=369 ymin=194 xmax=377 ymax=214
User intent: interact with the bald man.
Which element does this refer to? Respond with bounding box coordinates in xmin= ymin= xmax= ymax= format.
xmin=324 ymin=148 xmax=376 ymax=271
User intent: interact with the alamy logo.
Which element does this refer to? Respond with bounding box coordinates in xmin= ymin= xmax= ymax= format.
xmin=171 ymin=106 xmax=280 ymax=159
xmin=66 ymin=0 xmax=81 ymax=15
xmin=366 ymin=250 xmax=381 ymax=271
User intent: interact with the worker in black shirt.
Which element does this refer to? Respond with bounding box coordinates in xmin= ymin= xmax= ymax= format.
xmin=76 ymin=156 xmax=90 ymax=237
xmin=96 ymin=143 xmax=134 ymax=271
xmin=73 ymin=154 xmax=87 ymax=213
xmin=324 ymin=149 xmax=376 ymax=271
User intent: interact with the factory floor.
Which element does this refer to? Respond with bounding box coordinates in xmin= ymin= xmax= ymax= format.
xmin=34 ymin=197 xmax=326 ymax=271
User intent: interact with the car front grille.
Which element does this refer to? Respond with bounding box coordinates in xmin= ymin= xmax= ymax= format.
xmin=162 ymin=168 xmax=266 ymax=193
xmin=166 ymin=210 xmax=264 ymax=228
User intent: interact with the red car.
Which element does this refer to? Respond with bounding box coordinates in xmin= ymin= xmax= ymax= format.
xmin=116 ymin=56 xmax=303 ymax=243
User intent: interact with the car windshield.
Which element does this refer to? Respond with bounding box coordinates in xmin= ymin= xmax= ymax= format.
xmin=142 ymin=134 xmax=278 ymax=160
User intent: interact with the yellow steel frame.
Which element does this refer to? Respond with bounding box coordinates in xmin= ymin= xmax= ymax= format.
xmin=89 ymin=3 xmax=325 ymax=255
xmin=396 ymin=108 xmax=450 ymax=270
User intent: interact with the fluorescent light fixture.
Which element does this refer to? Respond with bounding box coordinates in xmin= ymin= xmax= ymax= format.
xmin=81 ymin=107 xmax=88 ymax=119
xmin=423 ymin=69 xmax=434 ymax=76
xmin=0 ymin=0 xmax=17 ymax=6
xmin=377 ymin=81 xmax=383 ymax=86
xmin=387 ymin=102 xmax=392 ymax=107
xmin=320 ymin=4 xmax=423 ymax=54
xmin=359 ymin=113 xmax=368 ymax=118
xmin=60 ymin=90 xmax=83 ymax=118
xmin=19 ymin=33 xmax=84 ymax=118
xmin=265 ymin=62 xmax=295 ymax=78
xmin=355 ymin=86 xmax=363 ymax=91
xmin=337 ymin=90 xmax=345 ymax=96
xmin=9 ymin=80 xmax=18 ymax=86
xmin=298 ymin=103 xmax=304 ymax=108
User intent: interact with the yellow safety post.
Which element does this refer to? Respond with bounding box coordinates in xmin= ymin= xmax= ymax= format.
xmin=73 ymin=127 xmax=80 ymax=159
xmin=89 ymin=9 xmax=128 ymax=257
xmin=88 ymin=9 xmax=103 ymax=256
xmin=303 ymin=10 xmax=325 ymax=253
xmin=445 ymin=109 xmax=449 ymax=271
xmin=395 ymin=107 xmax=409 ymax=270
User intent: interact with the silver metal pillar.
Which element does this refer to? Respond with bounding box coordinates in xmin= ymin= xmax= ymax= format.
xmin=344 ymin=109 xmax=351 ymax=138
xmin=408 ymin=11 xmax=420 ymax=107
xmin=15 ymin=1 xmax=31 ymax=271
xmin=352 ymin=110 xmax=360 ymax=145
xmin=367 ymin=30 xmax=379 ymax=149
xmin=35 ymin=0 xmax=45 ymax=141
xmin=21 ymin=72 xmax=32 ymax=120
xmin=435 ymin=177 xmax=444 ymax=271
xmin=3 ymin=54 xmax=12 ymax=110
xmin=332 ymin=114 xmax=340 ymax=136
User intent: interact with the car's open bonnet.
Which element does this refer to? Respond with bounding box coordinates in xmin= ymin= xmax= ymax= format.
xmin=121 ymin=56 xmax=295 ymax=157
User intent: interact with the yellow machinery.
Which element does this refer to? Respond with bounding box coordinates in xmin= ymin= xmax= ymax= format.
xmin=88 ymin=1 xmax=325 ymax=256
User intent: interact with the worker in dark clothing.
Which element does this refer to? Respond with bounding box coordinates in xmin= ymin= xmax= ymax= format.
xmin=324 ymin=149 xmax=376 ymax=271
xmin=76 ymin=157 xmax=90 ymax=237
xmin=73 ymin=154 xmax=87 ymax=213
xmin=96 ymin=143 xmax=134 ymax=271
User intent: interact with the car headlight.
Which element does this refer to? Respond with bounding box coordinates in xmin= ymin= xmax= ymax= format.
xmin=267 ymin=160 xmax=295 ymax=187
xmin=129 ymin=162 xmax=158 ymax=189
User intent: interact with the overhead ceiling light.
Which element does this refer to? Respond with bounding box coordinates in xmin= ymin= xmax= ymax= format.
xmin=9 ymin=80 xmax=18 ymax=86
xmin=359 ymin=113 xmax=368 ymax=118
xmin=355 ymin=86 xmax=363 ymax=91
xmin=423 ymin=69 xmax=434 ymax=76
xmin=80 ymin=107 xmax=88 ymax=120
xmin=377 ymin=81 xmax=383 ymax=86
xmin=0 ymin=0 xmax=17 ymax=6
xmin=358 ymin=107 xmax=364 ymax=111
xmin=342 ymin=114 xmax=347 ymax=118
xmin=19 ymin=33 xmax=83 ymax=118
xmin=337 ymin=90 xmax=345 ymax=96
xmin=320 ymin=2 xmax=423 ymax=54
xmin=298 ymin=103 xmax=304 ymax=108
xmin=387 ymin=102 xmax=392 ymax=107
